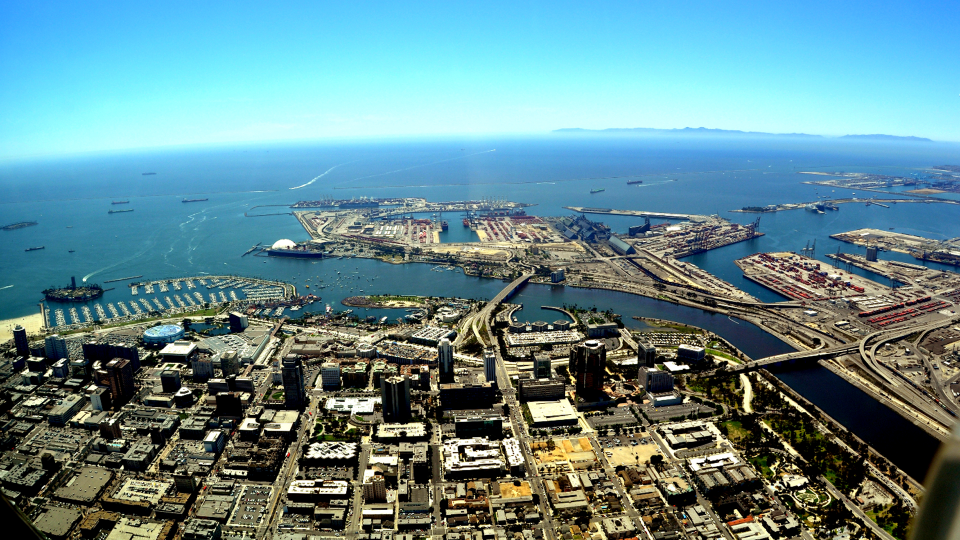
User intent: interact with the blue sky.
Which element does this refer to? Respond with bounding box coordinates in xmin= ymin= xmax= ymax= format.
xmin=1 ymin=1 xmax=958 ymax=158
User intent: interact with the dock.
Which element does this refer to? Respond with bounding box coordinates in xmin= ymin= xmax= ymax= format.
xmin=563 ymin=206 xmax=711 ymax=222
xmin=103 ymin=275 xmax=143 ymax=284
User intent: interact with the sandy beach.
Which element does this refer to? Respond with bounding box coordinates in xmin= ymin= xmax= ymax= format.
xmin=0 ymin=312 xmax=45 ymax=342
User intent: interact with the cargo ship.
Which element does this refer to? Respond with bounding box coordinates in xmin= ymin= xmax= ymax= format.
xmin=142 ymin=172 xmax=156 ymax=175
xmin=25 ymin=246 xmax=45 ymax=252
xmin=182 ymin=198 xmax=209 ymax=203
xmin=112 ymin=200 xmax=130 ymax=205
xmin=441 ymin=220 xmax=449 ymax=231
xmin=463 ymin=218 xmax=470 ymax=227
xmin=108 ymin=209 xmax=134 ymax=214
xmin=44 ymin=276 xmax=104 ymax=302
xmin=590 ymin=188 xmax=605 ymax=194
xmin=2 ymin=221 xmax=38 ymax=231
xmin=626 ymin=180 xmax=643 ymax=185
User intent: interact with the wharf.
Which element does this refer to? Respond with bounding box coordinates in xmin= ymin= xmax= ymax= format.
xmin=103 ymin=275 xmax=143 ymax=284
xmin=563 ymin=206 xmax=711 ymax=222
xmin=730 ymin=197 xmax=943 ymax=214
xmin=830 ymin=228 xmax=960 ymax=266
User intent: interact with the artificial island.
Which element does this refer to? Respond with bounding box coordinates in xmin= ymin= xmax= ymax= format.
xmin=5 ymin=167 xmax=960 ymax=540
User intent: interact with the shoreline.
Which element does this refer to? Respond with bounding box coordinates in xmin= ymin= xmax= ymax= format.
xmin=0 ymin=312 xmax=45 ymax=341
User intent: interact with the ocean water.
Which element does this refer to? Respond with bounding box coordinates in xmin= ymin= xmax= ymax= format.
xmin=1 ymin=135 xmax=958 ymax=320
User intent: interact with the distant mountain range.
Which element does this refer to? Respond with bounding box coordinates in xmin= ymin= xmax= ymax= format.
xmin=553 ymin=127 xmax=932 ymax=142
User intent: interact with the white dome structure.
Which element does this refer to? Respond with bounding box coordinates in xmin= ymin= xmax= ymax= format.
xmin=272 ymin=239 xmax=297 ymax=250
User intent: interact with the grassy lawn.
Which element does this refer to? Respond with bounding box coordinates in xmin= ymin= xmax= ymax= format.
xmin=270 ymin=391 xmax=284 ymax=400
xmin=748 ymin=453 xmax=776 ymax=478
xmin=707 ymin=348 xmax=741 ymax=364
xmin=722 ymin=420 xmax=750 ymax=442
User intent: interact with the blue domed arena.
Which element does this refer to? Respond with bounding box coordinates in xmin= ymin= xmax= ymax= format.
xmin=143 ymin=324 xmax=184 ymax=344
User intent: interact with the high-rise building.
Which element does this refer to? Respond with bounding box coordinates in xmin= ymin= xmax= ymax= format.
xmin=52 ymin=359 xmax=71 ymax=379
xmin=88 ymin=386 xmax=111 ymax=411
xmin=104 ymin=359 xmax=135 ymax=408
xmin=363 ymin=475 xmax=387 ymax=502
xmin=570 ymin=340 xmax=606 ymax=394
xmin=534 ymin=354 xmax=553 ymax=379
xmin=641 ymin=368 xmax=674 ymax=394
xmin=220 ymin=350 xmax=240 ymax=377
xmin=321 ymin=362 xmax=341 ymax=390
xmin=228 ymin=312 xmax=249 ymax=333
xmin=550 ymin=268 xmax=565 ymax=283
xmin=438 ymin=338 xmax=455 ymax=384
xmin=44 ymin=334 xmax=68 ymax=360
xmin=483 ymin=348 xmax=497 ymax=385
xmin=192 ymin=357 xmax=215 ymax=380
xmin=13 ymin=325 xmax=29 ymax=357
xmin=866 ymin=246 xmax=879 ymax=262
xmin=282 ymin=355 xmax=307 ymax=409
xmin=160 ymin=369 xmax=182 ymax=393
xmin=381 ymin=375 xmax=411 ymax=422
xmin=638 ymin=342 xmax=657 ymax=368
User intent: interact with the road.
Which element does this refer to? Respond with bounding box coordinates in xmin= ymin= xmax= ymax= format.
xmin=820 ymin=475 xmax=896 ymax=540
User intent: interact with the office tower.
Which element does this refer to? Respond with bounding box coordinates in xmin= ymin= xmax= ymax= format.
xmin=160 ymin=369 xmax=182 ymax=393
xmin=534 ymin=353 xmax=553 ymax=379
xmin=570 ymin=340 xmax=606 ymax=394
xmin=438 ymin=338 xmax=455 ymax=384
xmin=89 ymin=386 xmax=111 ymax=411
xmin=483 ymin=348 xmax=497 ymax=385
xmin=228 ymin=312 xmax=249 ymax=333
xmin=192 ymin=357 xmax=215 ymax=380
xmin=52 ymin=359 xmax=71 ymax=378
xmin=220 ymin=350 xmax=240 ymax=377
xmin=104 ymin=358 xmax=135 ymax=408
xmin=44 ymin=334 xmax=68 ymax=360
xmin=638 ymin=342 xmax=657 ymax=368
xmin=381 ymin=375 xmax=411 ymax=422
xmin=282 ymin=355 xmax=306 ymax=409
xmin=321 ymin=362 xmax=341 ymax=390
xmin=70 ymin=358 xmax=90 ymax=379
xmin=13 ymin=325 xmax=29 ymax=357
xmin=641 ymin=368 xmax=674 ymax=393
xmin=363 ymin=475 xmax=387 ymax=502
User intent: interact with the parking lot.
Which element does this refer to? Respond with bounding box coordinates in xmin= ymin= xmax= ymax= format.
xmin=228 ymin=485 xmax=272 ymax=528
xmin=596 ymin=432 xmax=661 ymax=466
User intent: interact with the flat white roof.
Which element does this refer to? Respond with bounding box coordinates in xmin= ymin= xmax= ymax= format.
xmin=526 ymin=399 xmax=579 ymax=425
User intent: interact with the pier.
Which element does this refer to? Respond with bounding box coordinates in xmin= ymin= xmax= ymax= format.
xmin=103 ymin=275 xmax=143 ymax=283
xmin=563 ymin=206 xmax=712 ymax=222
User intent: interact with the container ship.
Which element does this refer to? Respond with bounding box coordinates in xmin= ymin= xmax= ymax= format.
xmin=112 ymin=200 xmax=130 ymax=205
xmin=182 ymin=198 xmax=209 ymax=203
xmin=109 ymin=209 xmax=134 ymax=214
xmin=2 ymin=221 xmax=38 ymax=231
xmin=43 ymin=277 xmax=104 ymax=302
xmin=25 ymin=246 xmax=45 ymax=252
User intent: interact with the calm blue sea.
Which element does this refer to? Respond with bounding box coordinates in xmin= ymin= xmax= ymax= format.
xmin=1 ymin=135 xmax=958 ymax=321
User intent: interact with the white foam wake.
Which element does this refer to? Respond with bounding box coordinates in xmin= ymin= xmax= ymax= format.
xmin=290 ymin=164 xmax=342 ymax=190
